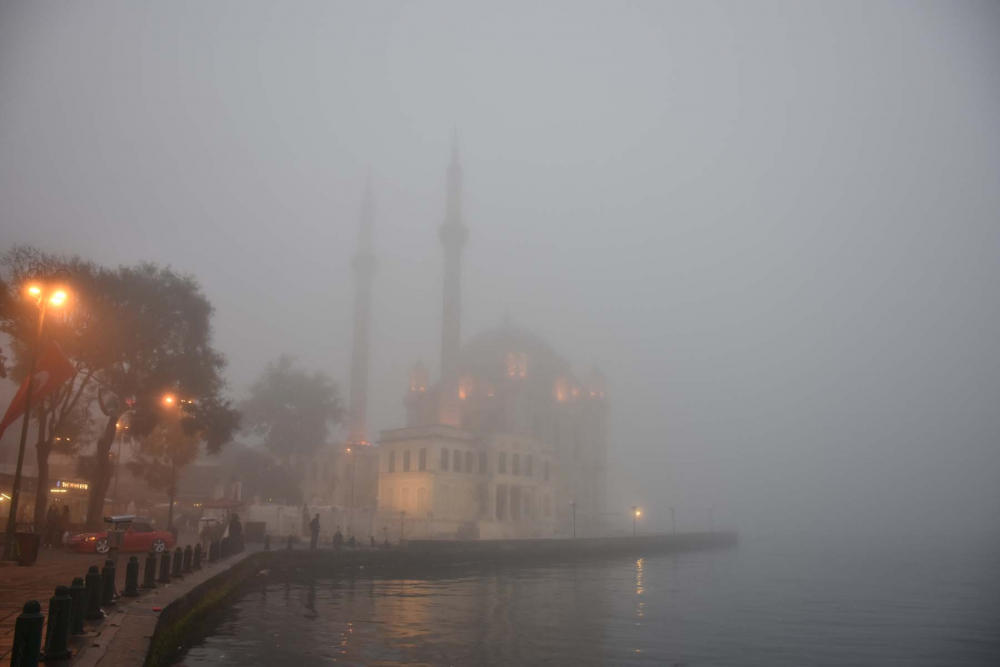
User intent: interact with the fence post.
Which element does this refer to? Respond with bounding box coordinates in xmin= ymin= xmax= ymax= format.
xmin=142 ymin=550 xmax=158 ymax=589
xmin=182 ymin=545 xmax=193 ymax=573
xmin=193 ymin=543 xmax=202 ymax=570
xmin=208 ymin=540 xmax=219 ymax=563
xmin=171 ymin=547 xmax=183 ymax=578
xmin=100 ymin=559 xmax=116 ymax=606
xmin=158 ymin=550 xmax=171 ymax=584
xmin=43 ymin=586 xmax=72 ymax=661
xmin=10 ymin=600 xmax=44 ymax=667
xmin=85 ymin=566 xmax=103 ymax=620
xmin=123 ymin=556 xmax=140 ymax=597
xmin=69 ymin=577 xmax=86 ymax=635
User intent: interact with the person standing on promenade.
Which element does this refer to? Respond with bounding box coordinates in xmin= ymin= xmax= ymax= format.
xmin=333 ymin=525 xmax=343 ymax=550
xmin=309 ymin=513 xmax=320 ymax=550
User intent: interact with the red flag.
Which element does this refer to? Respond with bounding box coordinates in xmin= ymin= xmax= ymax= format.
xmin=0 ymin=342 xmax=76 ymax=440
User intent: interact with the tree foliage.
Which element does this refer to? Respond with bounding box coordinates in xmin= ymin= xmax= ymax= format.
xmin=242 ymin=355 xmax=342 ymax=470
xmin=0 ymin=245 xmax=241 ymax=529
xmin=220 ymin=444 xmax=303 ymax=506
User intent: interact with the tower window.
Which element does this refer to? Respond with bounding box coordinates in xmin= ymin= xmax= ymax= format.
xmin=418 ymin=448 xmax=427 ymax=471
xmin=525 ymin=455 xmax=533 ymax=478
xmin=512 ymin=454 xmax=520 ymax=476
xmin=453 ymin=449 xmax=462 ymax=472
xmin=403 ymin=450 xmax=411 ymax=472
xmin=478 ymin=451 xmax=487 ymax=474
xmin=465 ymin=451 xmax=474 ymax=473
xmin=388 ymin=451 xmax=396 ymax=473
xmin=543 ymin=460 xmax=550 ymax=481
xmin=498 ymin=452 xmax=507 ymax=474
xmin=441 ymin=448 xmax=449 ymax=471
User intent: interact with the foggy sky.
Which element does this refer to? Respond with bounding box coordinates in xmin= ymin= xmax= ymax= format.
xmin=2 ymin=1 xmax=999 ymax=537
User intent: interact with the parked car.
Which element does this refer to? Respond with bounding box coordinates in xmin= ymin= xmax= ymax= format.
xmin=68 ymin=517 xmax=174 ymax=554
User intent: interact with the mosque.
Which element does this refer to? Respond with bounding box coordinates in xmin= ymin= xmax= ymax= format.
xmin=302 ymin=140 xmax=609 ymax=539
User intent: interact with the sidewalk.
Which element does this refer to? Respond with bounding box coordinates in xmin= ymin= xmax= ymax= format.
xmin=0 ymin=532 xmax=203 ymax=664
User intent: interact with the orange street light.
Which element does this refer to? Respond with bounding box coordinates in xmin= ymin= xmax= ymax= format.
xmin=163 ymin=395 xmax=176 ymax=406
xmin=49 ymin=290 xmax=67 ymax=306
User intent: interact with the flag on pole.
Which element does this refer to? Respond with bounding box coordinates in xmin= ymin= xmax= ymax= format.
xmin=0 ymin=342 xmax=76 ymax=440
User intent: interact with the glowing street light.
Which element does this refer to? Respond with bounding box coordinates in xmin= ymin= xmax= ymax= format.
xmin=3 ymin=279 xmax=70 ymax=560
xmin=631 ymin=505 xmax=641 ymax=535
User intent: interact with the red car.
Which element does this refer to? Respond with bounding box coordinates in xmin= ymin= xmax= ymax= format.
xmin=68 ymin=518 xmax=174 ymax=554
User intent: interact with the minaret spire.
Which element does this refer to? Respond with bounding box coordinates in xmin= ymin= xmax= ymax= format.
xmin=348 ymin=174 xmax=377 ymax=445
xmin=438 ymin=134 xmax=468 ymax=424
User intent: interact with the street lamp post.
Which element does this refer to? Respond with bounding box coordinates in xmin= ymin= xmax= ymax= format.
xmin=631 ymin=506 xmax=641 ymax=535
xmin=569 ymin=500 xmax=577 ymax=539
xmin=3 ymin=283 xmax=67 ymax=561
xmin=346 ymin=446 xmax=356 ymax=535
xmin=160 ymin=394 xmax=193 ymax=535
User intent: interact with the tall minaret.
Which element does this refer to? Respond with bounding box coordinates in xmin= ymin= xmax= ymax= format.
xmin=439 ymin=134 xmax=468 ymax=386
xmin=347 ymin=175 xmax=377 ymax=445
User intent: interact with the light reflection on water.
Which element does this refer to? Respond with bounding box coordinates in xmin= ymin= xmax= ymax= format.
xmin=174 ymin=536 xmax=1000 ymax=666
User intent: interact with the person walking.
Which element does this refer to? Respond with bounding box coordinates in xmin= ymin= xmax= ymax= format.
xmin=309 ymin=513 xmax=320 ymax=550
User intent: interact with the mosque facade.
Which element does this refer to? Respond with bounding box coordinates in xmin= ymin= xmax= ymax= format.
xmin=305 ymin=141 xmax=609 ymax=539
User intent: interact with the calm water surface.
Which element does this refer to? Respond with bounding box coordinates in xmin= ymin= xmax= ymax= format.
xmin=175 ymin=535 xmax=1000 ymax=666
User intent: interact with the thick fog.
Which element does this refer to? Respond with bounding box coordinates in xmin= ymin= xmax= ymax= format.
xmin=2 ymin=1 xmax=998 ymax=538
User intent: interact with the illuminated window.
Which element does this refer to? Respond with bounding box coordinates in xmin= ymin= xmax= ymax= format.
xmin=403 ymin=450 xmax=411 ymax=472
xmin=512 ymin=454 xmax=520 ymax=476
xmin=441 ymin=448 xmax=449 ymax=471
xmin=418 ymin=448 xmax=427 ymax=471
xmin=388 ymin=451 xmax=396 ymax=473
xmin=525 ymin=455 xmax=533 ymax=478
xmin=498 ymin=452 xmax=507 ymax=474
xmin=465 ymin=451 xmax=474 ymax=473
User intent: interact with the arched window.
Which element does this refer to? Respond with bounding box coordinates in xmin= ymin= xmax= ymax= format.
xmin=543 ymin=460 xmax=550 ymax=481
xmin=441 ymin=448 xmax=449 ymax=471
xmin=512 ymin=454 xmax=520 ymax=476
xmin=498 ymin=452 xmax=507 ymax=474
xmin=453 ymin=449 xmax=461 ymax=472
xmin=388 ymin=451 xmax=396 ymax=473
xmin=403 ymin=450 xmax=411 ymax=472
xmin=525 ymin=455 xmax=533 ymax=477
xmin=401 ymin=487 xmax=410 ymax=511
xmin=478 ymin=451 xmax=487 ymax=474
xmin=465 ymin=451 xmax=474 ymax=473
xmin=418 ymin=448 xmax=427 ymax=471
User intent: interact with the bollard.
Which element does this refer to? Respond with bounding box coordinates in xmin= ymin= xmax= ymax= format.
xmin=287 ymin=534 xmax=294 ymax=550
xmin=182 ymin=545 xmax=193 ymax=573
xmin=208 ymin=540 xmax=219 ymax=563
xmin=171 ymin=547 xmax=183 ymax=578
xmin=123 ymin=556 xmax=140 ymax=597
xmin=264 ymin=534 xmax=270 ymax=551
xmin=220 ymin=536 xmax=230 ymax=559
xmin=158 ymin=550 xmax=171 ymax=584
xmin=69 ymin=577 xmax=86 ymax=635
xmin=10 ymin=600 xmax=44 ymax=667
xmin=43 ymin=585 xmax=72 ymax=661
xmin=193 ymin=543 xmax=202 ymax=570
xmin=142 ymin=551 xmax=158 ymax=589
xmin=100 ymin=559 xmax=117 ymax=606
xmin=85 ymin=566 xmax=103 ymax=620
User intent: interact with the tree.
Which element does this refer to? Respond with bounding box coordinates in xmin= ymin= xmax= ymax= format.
xmin=127 ymin=415 xmax=199 ymax=530
xmin=220 ymin=444 xmax=303 ymax=506
xmin=0 ymin=246 xmax=102 ymax=530
xmin=81 ymin=262 xmax=240 ymax=529
xmin=242 ymin=355 xmax=342 ymax=473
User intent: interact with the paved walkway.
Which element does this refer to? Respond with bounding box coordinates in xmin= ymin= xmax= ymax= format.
xmin=0 ymin=532 xmax=204 ymax=665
